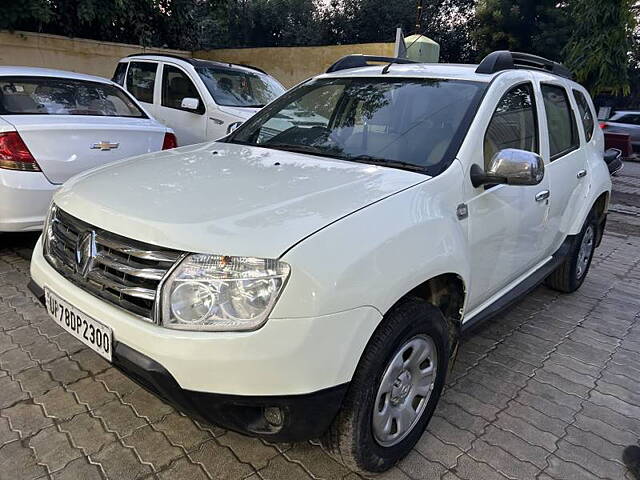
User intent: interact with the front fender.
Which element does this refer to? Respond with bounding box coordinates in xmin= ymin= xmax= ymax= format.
xmin=272 ymin=162 xmax=469 ymax=319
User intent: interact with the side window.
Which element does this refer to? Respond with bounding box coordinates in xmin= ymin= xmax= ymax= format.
xmin=618 ymin=114 xmax=640 ymax=125
xmin=484 ymin=83 xmax=538 ymax=169
xmin=573 ymin=90 xmax=595 ymax=142
xmin=112 ymin=62 xmax=128 ymax=86
xmin=161 ymin=65 xmax=204 ymax=114
xmin=125 ymin=62 xmax=157 ymax=104
xmin=541 ymin=84 xmax=579 ymax=160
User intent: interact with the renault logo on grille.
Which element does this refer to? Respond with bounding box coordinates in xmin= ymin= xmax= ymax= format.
xmin=76 ymin=231 xmax=97 ymax=277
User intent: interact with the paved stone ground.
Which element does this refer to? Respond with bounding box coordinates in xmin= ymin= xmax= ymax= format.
xmin=1 ymin=165 xmax=639 ymax=480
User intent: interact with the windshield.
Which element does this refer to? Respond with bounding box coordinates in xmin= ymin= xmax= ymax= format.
xmin=0 ymin=77 xmax=145 ymax=117
xmin=197 ymin=66 xmax=285 ymax=108
xmin=228 ymin=77 xmax=485 ymax=174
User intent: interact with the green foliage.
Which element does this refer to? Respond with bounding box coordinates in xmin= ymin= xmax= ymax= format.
xmin=1 ymin=0 xmax=638 ymax=100
xmin=472 ymin=0 xmax=571 ymax=61
xmin=563 ymin=0 xmax=635 ymax=96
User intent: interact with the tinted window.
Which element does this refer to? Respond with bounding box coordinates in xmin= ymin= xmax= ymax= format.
xmin=541 ymin=84 xmax=578 ymax=159
xmin=617 ymin=114 xmax=640 ymax=125
xmin=573 ymin=90 xmax=595 ymax=142
xmin=112 ymin=62 xmax=127 ymax=86
xmin=126 ymin=62 xmax=157 ymax=104
xmin=197 ymin=66 xmax=285 ymax=107
xmin=0 ymin=77 xmax=145 ymax=117
xmin=230 ymin=78 xmax=485 ymax=175
xmin=161 ymin=65 xmax=203 ymax=113
xmin=484 ymin=83 xmax=538 ymax=169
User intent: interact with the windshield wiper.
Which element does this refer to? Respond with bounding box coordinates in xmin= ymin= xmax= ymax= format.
xmin=347 ymin=155 xmax=428 ymax=174
xmin=240 ymin=104 xmax=266 ymax=108
xmin=261 ymin=143 xmax=334 ymax=157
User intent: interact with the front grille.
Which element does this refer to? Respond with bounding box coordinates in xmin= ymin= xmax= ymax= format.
xmin=44 ymin=206 xmax=183 ymax=321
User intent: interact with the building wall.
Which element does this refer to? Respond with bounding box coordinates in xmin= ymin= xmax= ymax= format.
xmin=0 ymin=31 xmax=190 ymax=80
xmin=0 ymin=30 xmax=394 ymax=87
xmin=194 ymin=43 xmax=396 ymax=87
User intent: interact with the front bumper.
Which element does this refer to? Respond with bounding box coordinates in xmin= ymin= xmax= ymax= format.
xmin=29 ymin=278 xmax=347 ymax=442
xmin=0 ymin=169 xmax=59 ymax=231
xmin=29 ymin=237 xmax=382 ymax=438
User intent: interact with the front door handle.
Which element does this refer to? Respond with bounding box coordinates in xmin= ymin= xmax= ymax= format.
xmin=535 ymin=190 xmax=550 ymax=202
xmin=577 ymin=169 xmax=587 ymax=178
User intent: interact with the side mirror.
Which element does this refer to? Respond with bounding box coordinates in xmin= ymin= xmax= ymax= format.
xmin=471 ymin=148 xmax=544 ymax=188
xmin=181 ymin=97 xmax=200 ymax=111
xmin=227 ymin=121 xmax=243 ymax=134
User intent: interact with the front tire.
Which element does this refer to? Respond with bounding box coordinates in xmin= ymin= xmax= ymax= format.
xmin=546 ymin=209 xmax=598 ymax=293
xmin=322 ymin=297 xmax=450 ymax=473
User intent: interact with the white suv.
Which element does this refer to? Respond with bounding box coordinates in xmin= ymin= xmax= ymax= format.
xmin=113 ymin=54 xmax=286 ymax=145
xmin=30 ymin=51 xmax=611 ymax=473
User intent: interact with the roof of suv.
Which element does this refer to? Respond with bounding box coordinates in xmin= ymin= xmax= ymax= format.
xmin=319 ymin=51 xmax=576 ymax=85
xmin=124 ymin=54 xmax=267 ymax=75
xmin=320 ymin=63 xmax=492 ymax=82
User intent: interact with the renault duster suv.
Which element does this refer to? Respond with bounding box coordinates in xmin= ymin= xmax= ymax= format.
xmin=29 ymin=51 xmax=611 ymax=473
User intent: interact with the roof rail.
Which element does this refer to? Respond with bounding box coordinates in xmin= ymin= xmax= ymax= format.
xmin=127 ymin=53 xmax=197 ymax=65
xmin=475 ymin=50 xmax=573 ymax=79
xmin=326 ymin=55 xmax=418 ymax=73
xmin=126 ymin=53 xmax=267 ymax=75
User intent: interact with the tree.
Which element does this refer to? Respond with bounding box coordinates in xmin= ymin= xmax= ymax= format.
xmin=564 ymin=0 xmax=636 ymax=96
xmin=472 ymin=0 xmax=571 ymax=61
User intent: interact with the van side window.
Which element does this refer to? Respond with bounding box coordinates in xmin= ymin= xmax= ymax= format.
xmin=126 ymin=62 xmax=157 ymax=104
xmin=162 ymin=65 xmax=204 ymax=114
xmin=541 ymin=84 xmax=579 ymax=160
xmin=484 ymin=83 xmax=538 ymax=170
xmin=112 ymin=63 xmax=127 ymax=86
xmin=573 ymin=90 xmax=595 ymax=142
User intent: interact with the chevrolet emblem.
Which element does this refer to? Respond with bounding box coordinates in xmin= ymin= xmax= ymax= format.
xmin=91 ymin=141 xmax=119 ymax=151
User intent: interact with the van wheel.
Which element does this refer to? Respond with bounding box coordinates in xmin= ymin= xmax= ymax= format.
xmin=322 ymin=297 xmax=450 ymax=473
xmin=546 ymin=210 xmax=598 ymax=293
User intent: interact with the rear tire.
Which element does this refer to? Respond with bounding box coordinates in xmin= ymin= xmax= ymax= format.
xmin=545 ymin=209 xmax=598 ymax=293
xmin=321 ymin=297 xmax=450 ymax=473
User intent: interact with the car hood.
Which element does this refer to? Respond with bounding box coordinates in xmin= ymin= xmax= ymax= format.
xmin=54 ymin=142 xmax=428 ymax=258
xmin=218 ymin=105 xmax=260 ymax=119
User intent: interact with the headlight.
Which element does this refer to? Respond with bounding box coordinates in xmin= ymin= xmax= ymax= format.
xmin=42 ymin=202 xmax=57 ymax=256
xmin=160 ymin=254 xmax=290 ymax=331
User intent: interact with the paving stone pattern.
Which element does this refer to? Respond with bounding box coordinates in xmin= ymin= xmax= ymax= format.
xmin=1 ymin=168 xmax=639 ymax=479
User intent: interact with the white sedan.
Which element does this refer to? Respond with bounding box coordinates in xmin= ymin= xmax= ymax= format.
xmin=0 ymin=66 xmax=176 ymax=232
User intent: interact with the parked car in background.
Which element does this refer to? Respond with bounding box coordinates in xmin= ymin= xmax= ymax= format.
xmin=600 ymin=110 xmax=640 ymax=154
xmin=29 ymin=52 xmax=611 ymax=474
xmin=113 ymin=54 xmax=286 ymax=145
xmin=0 ymin=67 xmax=176 ymax=232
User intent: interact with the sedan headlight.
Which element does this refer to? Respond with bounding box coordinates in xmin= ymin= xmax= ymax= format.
xmin=160 ymin=254 xmax=290 ymax=331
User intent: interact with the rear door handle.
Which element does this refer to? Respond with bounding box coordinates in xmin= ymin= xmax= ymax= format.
xmin=577 ymin=169 xmax=587 ymax=178
xmin=535 ymin=190 xmax=550 ymax=202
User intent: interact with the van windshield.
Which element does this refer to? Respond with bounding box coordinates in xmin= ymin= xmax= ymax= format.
xmin=196 ymin=66 xmax=285 ymax=108
xmin=228 ymin=77 xmax=485 ymax=175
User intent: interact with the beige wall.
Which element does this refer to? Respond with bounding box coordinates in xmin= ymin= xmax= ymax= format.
xmin=0 ymin=30 xmax=190 ymax=79
xmin=0 ymin=30 xmax=394 ymax=87
xmin=194 ymin=43 xmax=395 ymax=87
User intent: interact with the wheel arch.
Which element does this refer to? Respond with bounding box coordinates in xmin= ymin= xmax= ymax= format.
xmin=384 ymin=272 xmax=467 ymax=351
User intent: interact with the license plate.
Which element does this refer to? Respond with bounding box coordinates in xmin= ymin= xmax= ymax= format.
xmin=45 ymin=288 xmax=112 ymax=361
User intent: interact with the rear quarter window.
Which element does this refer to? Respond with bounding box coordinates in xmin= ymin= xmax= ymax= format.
xmin=572 ymin=89 xmax=595 ymax=142
xmin=112 ymin=62 xmax=128 ymax=86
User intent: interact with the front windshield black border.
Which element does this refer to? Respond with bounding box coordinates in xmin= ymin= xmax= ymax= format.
xmin=225 ymin=76 xmax=489 ymax=177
